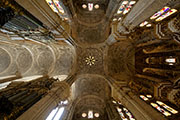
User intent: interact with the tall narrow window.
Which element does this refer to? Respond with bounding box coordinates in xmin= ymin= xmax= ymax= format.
xmin=46 ymin=107 xmax=59 ymax=120
xmin=113 ymin=100 xmax=136 ymax=120
xmin=88 ymin=3 xmax=93 ymax=11
xmin=150 ymin=6 xmax=177 ymax=22
xmin=53 ymin=0 xmax=64 ymax=14
xmin=156 ymin=101 xmax=178 ymax=114
xmin=117 ymin=1 xmax=129 ymax=14
xmin=140 ymin=95 xmax=178 ymax=117
xmin=165 ymin=57 xmax=176 ymax=65
xmin=45 ymin=0 xmax=66 ymax=19
xmin=53 ymin=107 xmax=65 ymax=120
xmin=117 ymin=107 xmax=128 ymax=120
xmin=140 ymin=95 xmax=149 ymax=101
xmin=88 ymin=110 xmax=93 ymax=119
xmin=46 ymin=100 xmax=67 ymax=120
xmin=139 ymin=21 xmax=148 ymax=27
xmin=117 ymin=1 xmax=136 ymax=15
xmin=46 ymin=0 xmax=58 ymax=13
xmin=46 ymin=107 xmax=65 ymax=120
xmin=151 ymin=103 xmax=171 ymax=116
xmin=155 ymin=9 xmax=177 ymax=21
xmin=123 ymin=1 xmax=136 ymax=15
xmin=150 ymin=7 xmax=170 ymax=19
xmin=123 ymin=108 xmax=136 ymax=120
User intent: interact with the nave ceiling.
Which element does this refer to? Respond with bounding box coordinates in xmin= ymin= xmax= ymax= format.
xmin=0 ymin=0 xmax=180 ymax=119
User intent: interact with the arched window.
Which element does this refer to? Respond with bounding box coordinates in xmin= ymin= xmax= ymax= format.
xmin=45 ymin=0 xmax=67 ymax=20
xmin=53 ymin=0 xmax=64 ymax=14
xmin=46 ymin=0 xmax=58 ymax=13
xmin=150 ymin=7 xmax=170 ymax=20
xmin=46 ymin=100 xmax=68 ymax=120
xmin=165 ymin=57 xmax=176 ymax=65
xmin=140 ymin=95 xmax=178 ymax=117
xmin=150 ymin=6 xmax=177 ymax=21
xmin=117 ymin=1 xmax=136 ymax=15
xmin=81 ymin=110 xmax=100 ymax=119
xmin=156 ymin=101 xmax=178 ymax=114
xmin=150 ymin=103 xmax=171 ymax=116
xmin=112 ymin=100 xmax=136 ymax=120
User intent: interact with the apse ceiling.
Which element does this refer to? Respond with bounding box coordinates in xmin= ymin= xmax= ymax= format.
xmin=69 ymin=0 xmax=112 ymax=45
xmin=72 ymin=0 xmax=109 ymax=23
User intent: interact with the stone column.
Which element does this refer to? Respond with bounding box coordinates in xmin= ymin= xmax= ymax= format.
xmin=106 ymin=101 xmax=121 ymax=120
xmin=17 ymin=81 xmax=70 ymax=120
xmin=112 ymin=86 xmax=167 ymax=120
xmin=167 ymin=89 xmax=180 ymax=108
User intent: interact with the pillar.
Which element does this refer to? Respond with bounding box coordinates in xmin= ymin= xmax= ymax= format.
xmin=167 ymin=89 xmax=180 ymax=108
xmin=17 ymin=81 xmax=70 ymax=120
xmin=106 ymin=100 xmax=121 ymax=120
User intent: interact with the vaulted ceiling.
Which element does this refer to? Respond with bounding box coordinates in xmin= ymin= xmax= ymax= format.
xmin=0 ymin=0 xmax=180 ymax=119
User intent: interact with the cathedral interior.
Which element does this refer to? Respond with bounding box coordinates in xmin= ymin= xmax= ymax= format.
xmin=0 ymin=0 xmax=180 ymax=120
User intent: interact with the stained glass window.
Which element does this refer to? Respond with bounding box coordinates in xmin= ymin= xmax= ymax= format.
xmin=117 ymin=1 xmax=136 ymax=15
xmin=117 ymin=107 xmax=128 ymax=120
xmin=151 ymin=103 xmax=171 ymax=116
xmin=113 ymin=18 xmax=117 ymax=21
xmin=165 ymin=58 xmax=176 ymax=63
xmin=118 ymin=101 xmax=122 ymax=105
xmin=146 ymin=24 xmax=152 ymax=27
xmin=156 ymin=101 xmax=178 ymax=114
xmin=46 ymin=0 xmax=65 ymax=16
xmin=82 ymin=113 xmax=87 ymax=117
xmin=156 ymin=9 xmax=177 ymax=21
xmin=82 ymin=4 xmax=87 ymax=9
xmin=46 ymin=0 xmax=58 ymax=13
xmin=139 ymin=21 xmax=148 ymax=27
xmin=112 ymin=100 xmax=117 ymax=104
xmin=53 ymin=0 xmax=64 ymax=14
xmin=117 ymin=1 xmax=129 ymax=14
xmin=146 ymin=95 xmax=152 ymax=98
xmin=94 ymin=4 xmax=99 ymax=9
xmin=123 ymin=1 xmax=136 ymax=15
xmin=140 ymin=95 xmax=149 ymax=101
xmin=114 ymin=100 xmax=136 ymax=120
xmin=88 ymin=110 xmax=93 ymax=118
xmin=165 ymin=57 xmax=176 ymax=65
xmin=140 ymin=95 xmax=178 ymax=117
xmin=150 ymin=7 xmax=170 ymax=20
xmin=88 ymin=3 xmax=93 ymax=11
xmin=123 ymin=108 xmax=136 ymax=120
xmin=94 ymin=113 xmax=100 ymax=117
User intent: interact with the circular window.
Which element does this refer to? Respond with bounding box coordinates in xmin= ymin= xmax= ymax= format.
xmin=94 ymin=4 xmax=99 ymax=9
xmin=82 ymin=113 xmax=87 ymax=117
xmin=94 ymin=113 xmax=100 ymax=117
xmin=82 ymin=4 xmax=87 ymax=9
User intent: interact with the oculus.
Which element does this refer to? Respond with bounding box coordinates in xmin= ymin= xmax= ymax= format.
xmin=85 ymin=56 xmax=96 ymax=66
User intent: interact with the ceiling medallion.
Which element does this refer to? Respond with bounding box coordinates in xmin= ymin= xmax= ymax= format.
xmin=85 ymin=56 xmax=96 ymax=66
